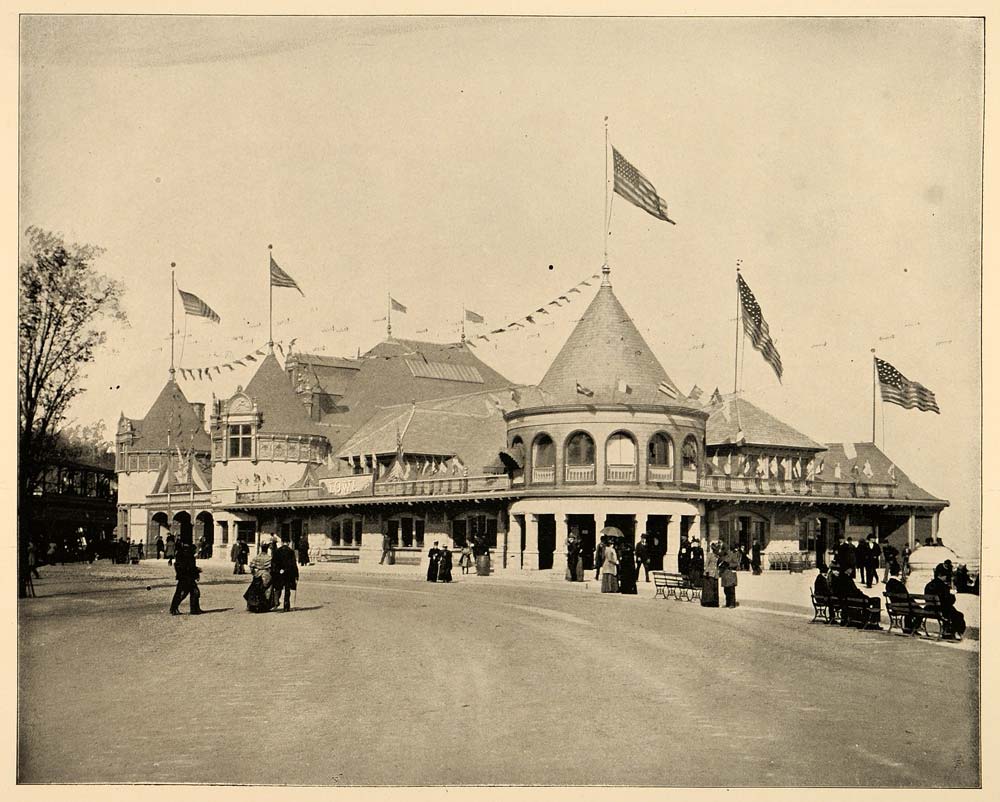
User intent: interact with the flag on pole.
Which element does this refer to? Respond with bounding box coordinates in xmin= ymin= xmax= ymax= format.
xmin=738 ymin=274 xmax=783 ymax=382
xmin=390 ymin=297 xmax=407 ymax=313
xmin=657 ymin=381 xmax=679 ymax=399
xmin=612 ymin=146 xmax=676 ymax=224
xmin=270 ymin=255 xmax=304 ymax=296
xmin=177 ymin=288 xmax=221 ymax=323
xmin=465 ymin=309 xmax=484 ymax=323
xmin=875 ymin=357 xmax=940 ymax=413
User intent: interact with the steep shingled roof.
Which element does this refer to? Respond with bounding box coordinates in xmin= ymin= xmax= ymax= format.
xmin=537 ymin=268 xmax=698 ymax=409
xmin=123 ymin=380 xmax=211 ymax=452
xmin=315 ymin=338 xmax=514 ymax=452
xmin=243 ymin=352 xmax=326 ymax=436
xmin=706 ymin=394 xmax=825 ymax=450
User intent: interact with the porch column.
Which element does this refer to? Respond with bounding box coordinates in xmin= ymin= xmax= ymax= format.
xmin=907 ymin=511 xmax=916 ymax=549
xmin=931 ymin=510 xmax=940 ymax=542
xmin=556 ymin=515 xmax=570 ymax=572
xmin=663 ymin=515 xmax=678 ymax=573
xmin=522 ymin=514 xmax=539 ymax=571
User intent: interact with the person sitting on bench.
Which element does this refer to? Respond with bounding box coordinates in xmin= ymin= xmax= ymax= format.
xmin=830 ymin=562 xmax=880 ymax=628
xmin=924 ymin=564 xmax=967 ymax=640
xmin=884 ymin=564 xmax=917 ymax=634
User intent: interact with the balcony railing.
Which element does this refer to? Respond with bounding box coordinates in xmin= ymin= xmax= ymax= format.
xmin=647 ymin=464 xmax=674 ymax=483
xmin=531 ymin=466 xmax=556 ymax=484
xmin=373 ymin=474 xmax=512 ymax=497
xmin=606 ymin=464 xmax=637 ymax=482
xmin=565 ymin=464 xmax=596 ymax=483
xmin=235 ymin=486 xmax=330 ymax=503
xmin=682 ymin=468 xmax=699 ymax=484
xmin=702 ymin=475 xmax=897 ymax=499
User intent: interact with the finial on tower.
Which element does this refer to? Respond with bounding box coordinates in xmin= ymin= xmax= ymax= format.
xmin=601 ymin=263 xmax=611 ymax=287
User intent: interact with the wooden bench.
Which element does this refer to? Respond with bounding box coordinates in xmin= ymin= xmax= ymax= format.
xmin=810 ymin=592 xmax=833 ymax=623
xmin=652 ymin=571 xmax=701 ymax=602
xmin=841 ymin=596 xmax=881 ymax=630
xmin=885 ymin=593 xmax=950 ymax=640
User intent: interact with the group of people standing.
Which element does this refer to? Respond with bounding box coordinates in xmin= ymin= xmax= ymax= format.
xmin=831 ymin=534 xmax=889 ymax=587
xmin=243 ymin=534 xmax=300 ymax=613
xmin=425 ymin=542 xmax=454 ymax=583
xmin=583 ymin=535 xmax=639 ymax=595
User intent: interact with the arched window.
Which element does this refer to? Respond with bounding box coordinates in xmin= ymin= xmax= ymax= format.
xmin=682 ymin=435 xmax=700 ymax=483
xmin=565 ymin=431 xmax=595 ymax=482
xmin=606 ymin=432 xmax=637 ymax=482
xmin=648 ymin=433 xmax=675 ymax=482
xmin=531 ymin=434 xmax=555 ymax=484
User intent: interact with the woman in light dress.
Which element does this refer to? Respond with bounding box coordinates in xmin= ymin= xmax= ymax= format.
xmin=600 ymin=539 xmax=619 ymax=593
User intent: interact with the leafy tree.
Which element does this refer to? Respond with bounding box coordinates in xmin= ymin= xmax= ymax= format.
xmin=18 ymin=227 xmax=126 ymax=597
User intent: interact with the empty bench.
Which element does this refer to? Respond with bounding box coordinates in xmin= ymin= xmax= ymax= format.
xmin=652 ymin=571 xmax=702 ymax=602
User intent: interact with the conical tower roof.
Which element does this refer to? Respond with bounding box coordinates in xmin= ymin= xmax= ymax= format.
xmin=244 ymin=352 xmax=325 ymax=435
xmin=126 ymin=380 xmax=211 ymax=451
xmin=538 ymin=267 xmax=697 ymax=409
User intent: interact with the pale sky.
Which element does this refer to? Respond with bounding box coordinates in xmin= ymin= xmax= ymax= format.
xmin=19 ymin=16 xmax=984 ymax=558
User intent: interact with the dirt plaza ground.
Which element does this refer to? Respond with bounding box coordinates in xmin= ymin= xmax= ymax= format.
xmin=18 ymin=560 xmax=979 ymax=787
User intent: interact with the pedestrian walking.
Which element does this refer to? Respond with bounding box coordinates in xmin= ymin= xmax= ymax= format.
xmin=237 ymin=538 xmax=249 ymax=574
xmin=600 ymin=538 xmax=619 ymax=593
xmin=855 ymin=537 xmax=872 ymax=587
xmin=426 ymin=541 xmax=442 ymax=582
xmin=688 ymin=538 xmax=705 ymax=587
xmin=244 ymin=541 xmax=276 ymax=613
xmin=678 ymin=534 xmax=691 ymax=578
xmin=867 ymin=535 xmax=881 ymax=586
xmin=595 ymin=536 xmax=607 ymax=581
xmin=458 ymin=542 xmax=473 ymax=575
xmin=635 ymin=534 xmax=652 ymax=582
xmin=618 ymin=540 xmax=637 ymax=595
xmin=272 ymin=534 xmax=299 ymax=611
xmin=155 ymin=534 xmax=165 ymax=560
xmin=438 ymin=545 xmax=453 ymax=582
xmin=230 ymin=539 xmax=241 ymax=574
xmin=169 ymin=533 xmax=203 ymax=615
xmin=701 ymin=542 xmax=720 ymax=607
xmin=720 ymin=548 xmax=739 ymax=608
xmin=298 ymin=532 xmax=310 ymax=567
xmin=379 ymin=533 xmax=393 ymax=565
xmin=751 ymin=540 xmax=762 ymax=575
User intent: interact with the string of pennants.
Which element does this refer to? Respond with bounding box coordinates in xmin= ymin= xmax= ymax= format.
xmin=177 ymin=338 xmax=298 ymax=381
xmin=464 ymin=271 xmax=602 ymax=348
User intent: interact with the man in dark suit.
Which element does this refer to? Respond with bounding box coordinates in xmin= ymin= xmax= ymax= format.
xmin=855 ymin=537 xmax=871 ymax=587
xmin=837 ymin=537 xmax=857 ymax=578
xmin=169 ymin=533 xmax=203 ymax=615
xmin=884 ymin=564 xmax=917 ymax=634
xmin=426 ymin=541 xmax=441 ymax=582
xmin=271 ymin=533 xmax=299 ymax=611
xmin=866 ymin=535 xmax=882 ymax=586
xmin=677 ymin=534 xmax=691 ymax=578
xmin=924 ymin=565 xmax=966 ymax=639
xmin=830 ymin=562 xmax=880 ymax=628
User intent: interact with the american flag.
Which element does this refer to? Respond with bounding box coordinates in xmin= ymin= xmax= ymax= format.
xmin=875 ymin=357 xmax=940 ymax=413
xmin=177 ymin=288 xmax=220 ymax=323
xmin=612 ymin=146 xmax=676 ymax=224
xmin=270 ymin=255 xmax=304 ymax=296
xmin=737 ymin=274 xmax=783 ymax=382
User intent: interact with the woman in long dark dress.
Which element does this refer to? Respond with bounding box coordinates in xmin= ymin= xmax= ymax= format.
xmin=244 ymin=541 xmax=276 ymax=613
xmin=566 ymin=538 xmax=580 ymax=581
xmin=701 ymin=542 xmax=720 ymax=607
xmin=438 ymin=545 xmax=453 ymax=582
xmin=618 ymin=540 xmax=638 ymax=594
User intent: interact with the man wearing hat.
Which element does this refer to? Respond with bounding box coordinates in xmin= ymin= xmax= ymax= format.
xmin=271 ymin=533 xmax=299 ymax=611
xmin=426 ymin=541 xmax=441 ymax=582
xmin=169 ymin=532 xmax=203 ymax=615
xmin=924 ymin=564 xmax=966 ymax=639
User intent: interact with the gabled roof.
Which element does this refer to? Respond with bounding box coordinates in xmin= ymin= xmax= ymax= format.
xmin=818 ymin=442 xmax=945 ymax=504
xmin=537 ymin=268 xmax=698 ymax=409
xmin=287 ymin=352 xmax=360 ymax=398
xmin=315 ymin=338 xmax=513 ymax=452
xmin=123 ymin=380 xmax=211 ymax=452
xmin=333 ymin=386 xmax=525 ymax=474
xmin=243 ymin=352 xmax=326 ymax=437
xmin=705 ymin=394 xmax=825 ymax=451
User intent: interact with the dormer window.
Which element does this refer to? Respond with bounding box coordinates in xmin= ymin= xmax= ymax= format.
xmin=228 ymin=424 xmax=253 ymax=459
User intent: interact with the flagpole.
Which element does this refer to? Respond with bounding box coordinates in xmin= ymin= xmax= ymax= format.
xmin=604 ymin=116 xmax=610 ymax=265
xmin=871 ymin=348 xmax=877 ymax=444
xmin=170 ymin=263 xmax=176 ymax=382
xmin=268 ymin=244 xmax=274 ymax=352
xmin=734 ymin=267 xmax=741 ymax=394
xmin=461 ymin=306 xmax=466 ymax=343
xmin=387 ymin=292 xmax=392 ymax=339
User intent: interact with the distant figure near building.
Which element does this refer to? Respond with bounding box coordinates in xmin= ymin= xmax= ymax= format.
xmin=156 ymin=534 xmax=165 ymax=559
xmin=458 ymin=542 xmax=473 ymax=575
xmin=380 ymin=533 xmax=393 ymax=565
xmin=924 ymin=565 xmax=966 ymax=639
xmin=165 ymin=533 xmax=176 ymax=566
xmin=169 ymin=533 xmax=203 ymax=616
xmin=600 ymin=539 xmax=619 ymax=593
xmin=426 ymin=541 xmax=441 ymax=582
xmin=635 ymin=534 xmax=652 ymax=582
xmin=701 ymin=542 xmax=720 ymax=607
xmin=298 ymin=532 xmax=310 ymax=567
xmin=866 ymin=534 xmax=881 ymax=586
xmin=618 ymin=540 xmax=637 ymax=595
xmin=688 ymin=539 xmax=705 ymax=586
xmin=720 ymin=547 xmax=739 ymax=608
xmin=751 ymin=540 xmax=762 ymax=575
xmin=677 ymin=534 xmax=690 ymax=578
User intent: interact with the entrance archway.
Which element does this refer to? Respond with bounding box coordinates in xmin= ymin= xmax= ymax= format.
xmin=172 ymin=511 xmax=192 ymax=542
xmin=196 ymin=511 xmax=215 ymax=558
xmin=567 ymin=514 xmax=596 ymax=570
